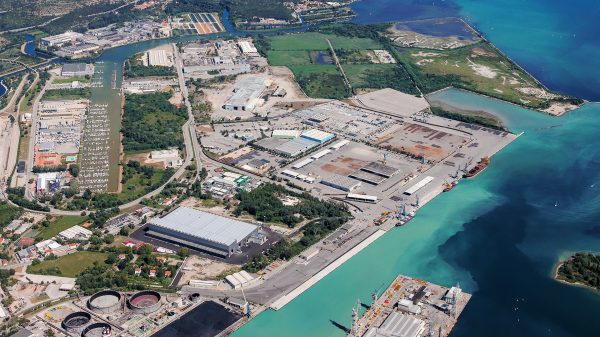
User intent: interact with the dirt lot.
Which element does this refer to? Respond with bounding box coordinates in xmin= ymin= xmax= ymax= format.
xmin=320 ymin=156 xmax=369 ymax=175
xmin=176 ymin=255 xmax=239 ymax=286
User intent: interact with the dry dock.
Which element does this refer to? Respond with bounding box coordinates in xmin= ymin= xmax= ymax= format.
xmin=348 ymin=275 xmax=470 ymax=337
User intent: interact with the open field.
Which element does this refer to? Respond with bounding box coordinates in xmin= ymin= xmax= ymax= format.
xmin=268 ymin=32 xmax=382 ymax=51
xmin=288 ymin=65 xmax=347 ymax=99
xmin=27 ymin=252 xmax=108 ymax=277
xmin=37 ymin=216 xmax=88 ymax=240
xmin=343 ymin=64 xmax=397 ymax=88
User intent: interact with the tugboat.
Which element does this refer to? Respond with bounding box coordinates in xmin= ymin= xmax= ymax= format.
xmin=463 ymin=157 xmax=490 ymax=178
xmin=443 ymin=180 xmax=458 ymax=192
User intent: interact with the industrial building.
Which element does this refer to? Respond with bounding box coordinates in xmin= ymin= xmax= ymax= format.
xmin=237 ymin=40 xmax=258 ymax=54
xmin=57 ymin=225 xmax=92 ymax=241
xmin=271 ymin=129 xmax=300 ymax=139
xmin=223 ymin=76 xmax=268 ymax=111
xmin=146 ymin=49 xmax=174 ymax=67
xmin=274 ymin=137 xmax=320 ymax=157
xmin=300 ymin=129 xmax=335 ymax=144
xmin=146 ymin=207 xmax=261 ymax=257
xmin=404 ymin=176 xmax=434 ymax=195
xmin=61 ymin=63 xmax=95 ymax=77
xmin=320 ymin=174 xmax=361 ymax=192
xmin=362 ymin=312 xmax=426 ymax=337
xmin=40 ymin=31 xmax=84 ymax=47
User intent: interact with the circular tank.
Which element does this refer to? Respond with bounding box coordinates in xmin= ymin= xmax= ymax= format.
xmin=81 ymin=322 xmax=112 ymax=337
xmin=128 ymin=290 xmax=162 ymax=314
xmin=87 ymin=290 xmax=122 ymax=314
xmin=61 ymin=311 xmax=91 ymax=333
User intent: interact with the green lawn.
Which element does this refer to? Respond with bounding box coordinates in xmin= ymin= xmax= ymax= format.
xmin=269 ymin=32 xmax=382 ymax=51
xmin=37 ymin=216 xmax=88 ymax=240
xmin=27 ymin=252 xmax=108 ymax=278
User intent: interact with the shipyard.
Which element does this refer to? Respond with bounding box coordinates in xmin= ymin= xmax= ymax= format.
xmin=2 ymin=1 xmax=582 ymax=337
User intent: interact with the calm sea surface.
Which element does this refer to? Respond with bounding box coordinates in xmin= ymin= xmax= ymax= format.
xmin=231 ymin=1 xmax=600 ymax=337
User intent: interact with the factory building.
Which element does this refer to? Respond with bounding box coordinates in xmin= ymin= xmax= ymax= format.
xmin=40 ymin=31 xmax=84 ymax=47
xmin=300 ymin=129 xmax=335 ymax=144
xmin=61 ymin=63 xmax=95 ymax=77
xmin=223 ymin=76 xmax=268 ymax=111
xmin=146 ymin=207 xmax=261 ymax=257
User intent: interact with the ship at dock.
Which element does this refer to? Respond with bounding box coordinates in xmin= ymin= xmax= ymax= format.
xmin=463 ymin=157 xmax=490 ymax=178
xmin=346 ymin=275 xmax=470 ymax=337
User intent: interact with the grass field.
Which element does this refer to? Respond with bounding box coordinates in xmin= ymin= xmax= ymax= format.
xmin=269 ymin=32 xmax=382 ymax=51
xmin=27 ymin=252 xmax=108 ymax=277
xmin=267 ymin=50 xmax=312 ymax=66
xmin=397 ymin=42 xmax=552 ymax=107
xmin=344 ymin=64 xmax=396 ymax=88
xmin=53 ymin=76 xmax=92 ymax=85
xmin=37 ymin=216 xmax=88 ymax=240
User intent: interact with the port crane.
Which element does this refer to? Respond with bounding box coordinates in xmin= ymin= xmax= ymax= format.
xmin=351 ymin=299 xmax=361 ymax=335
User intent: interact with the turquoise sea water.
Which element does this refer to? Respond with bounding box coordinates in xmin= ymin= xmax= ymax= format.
xmin=232 ymin=1 xmax=600 ymax=337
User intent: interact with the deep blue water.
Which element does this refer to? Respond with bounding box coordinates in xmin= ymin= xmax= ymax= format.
xmin=230 ymin=2 xmax=600 ymax=337
xmin=0 ymin=80 xmax=6 ymax=97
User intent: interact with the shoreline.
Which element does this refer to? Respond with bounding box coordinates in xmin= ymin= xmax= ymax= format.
xmin=552 ymin=258 xmax=600 ymax=294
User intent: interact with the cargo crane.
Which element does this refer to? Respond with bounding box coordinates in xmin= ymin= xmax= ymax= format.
xmin=351 ymin=299 xmax=361 ymax=335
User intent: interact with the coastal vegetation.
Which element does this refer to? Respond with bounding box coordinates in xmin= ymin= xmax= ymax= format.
xmin=122 ymin=92 xmax=187 ymax=152
xmin=395 ymin=42 xmax=583 ymax=110
xmin=430 ymin=106 xmax=505 ymax=131
xmin=557 ymin=253 xmax=600 ymax=291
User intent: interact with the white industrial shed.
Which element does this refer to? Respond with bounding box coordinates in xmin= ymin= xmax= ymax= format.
xmin=362 ymin=312 xmax=426 ymax=337
xmin=146 ymin=206 xmax=259 ymax=257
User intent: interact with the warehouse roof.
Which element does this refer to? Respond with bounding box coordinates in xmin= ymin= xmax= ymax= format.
xmin=149 ymin=207 xmax=257 ymax=246
xmin=363 ymin=312 xmax=425 ymax=337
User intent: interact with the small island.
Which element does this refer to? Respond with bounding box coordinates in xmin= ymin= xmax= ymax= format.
xmin=556 ymin=252 xmax=600 ymax=291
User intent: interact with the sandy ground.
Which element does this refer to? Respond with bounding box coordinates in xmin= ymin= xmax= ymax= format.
xmin=543 ymin=102 xmax=581 ymax=116
xmin=177 ymin=255 xmax=239 ymax=286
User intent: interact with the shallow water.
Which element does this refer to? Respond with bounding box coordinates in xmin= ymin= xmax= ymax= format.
xmin=231 ymin=1 xmax=600 ymax=336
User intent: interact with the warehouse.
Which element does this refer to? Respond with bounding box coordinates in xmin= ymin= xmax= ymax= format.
xmin=362 ymin=312 xmax=425 ymax=337
xmin=404 ymin=176 xmax=434 ymax=195
xmin=223 ymin=76 xmax=268 ymax=111
xmin=274 ymin=137 xmax=319 ymax=157
xmin=300 ymin=129 xmax=335 ymax=144
xmin=146 ymin=207 xmax=260 ymax=257
xmin=61 ymin=63 xmax=95 ymax=77
xmin=271 ymin=129 xmax=300 ymax=139
xmin=320 ymin=174 xmax=361 ymax=192
xmin=360 ymin=162 xmax=398 ymax=178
